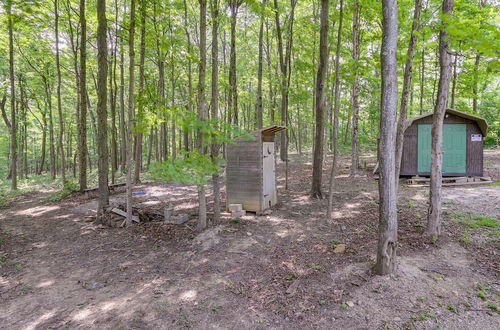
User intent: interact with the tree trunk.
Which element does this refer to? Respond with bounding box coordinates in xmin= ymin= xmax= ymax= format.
xmin=119 ymin=30 xmax=127 ymax=170
xmin=96 ymin=0 xmax=109 ymax=219
xmin=450 ymin=47 xmax=459 ymax=108
xmin=210 ymin=0 xmax=221 ymax=224
xmin=310 ymin=0 xmax=329 ymax=199
xmin=133 ymin=1 xmax=146 ymax=183
xmin=228 ymin=0 xmax=241 ymax=126
xmin=327 ymin=0 xmax=344 ymax=219
xmin=419 ymin=29 xmax=425 ymax=115
xmin=350 ymin=0 xmax=361 ymax=177
xmin=125 ymin=0 xmax=136 ymax=226
xmin=7 ymin=0 xmax=17 ymax=190
xmin=78 ymin=0 xmax=88 ymax=191
xmin=183 ymin=0 xmax=193 ymax=153
xmin=426 ymin=0 xmax=454 ymax=239
xmin=197 ymin=0 xmax=208 ymax=231
xmin=472 ymin=53 xmax=480 ymax=113
xmin=395 ymin=0 xmax=423 ymax=182
xmin=55 ymin=0 xmax=66 ymax=184
xmin=375 ymin=0 xmax=398 ymax=276
xmin=256 ymin=0 xmax=266 ymax=129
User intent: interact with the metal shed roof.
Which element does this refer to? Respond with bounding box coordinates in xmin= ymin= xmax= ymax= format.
xmin=405 ymin=108 xmax=488 ymax=136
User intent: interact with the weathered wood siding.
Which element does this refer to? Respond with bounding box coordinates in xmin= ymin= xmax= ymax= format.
xmin=400 ymin=113 xmax=484 ymax=177
xmin=226 ymin=139 xmax=263 ymax=212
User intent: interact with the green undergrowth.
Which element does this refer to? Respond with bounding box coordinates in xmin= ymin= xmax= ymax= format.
xmin=47 ymin=180 xmax=79 ymax=202
xmin=461 ymin=215 xmax=499 ymax=229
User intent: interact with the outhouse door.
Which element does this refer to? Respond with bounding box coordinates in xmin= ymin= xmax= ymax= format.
xmin=417 ymin=124 xmax=466 ymax=174
xmin=262 ymin=142 xmax=276 ymax=209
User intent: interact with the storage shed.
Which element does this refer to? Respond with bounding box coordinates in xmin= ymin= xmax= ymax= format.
xmin=400 ymin=109 xmax=488 ymax=177
xmin=226 ymin=125 xmax=286 ymax=213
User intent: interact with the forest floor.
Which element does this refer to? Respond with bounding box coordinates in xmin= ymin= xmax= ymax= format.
xmin=1 ymin=149 xmax=499 ymax=330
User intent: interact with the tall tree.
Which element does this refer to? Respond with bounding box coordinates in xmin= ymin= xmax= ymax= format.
xmin=228 ymin=0 xmax=242 ymax=126
xmin=326 ymin=0 xmax=344 ymax=219
xmin=78 ymin=0 xmax=88 ymax=191
xmin=350 ymin=0 xmax=361 ymax=177
xmin=197 ymin=0 xmax=208 ymax=231
xmin=54 ymin=0 xmax=66 ymax=184
xmin=6 ymin=0 xmax=17 ymax=190
xmin=395 ymin=0 xmax=423 ymax=181
xmin=310 ymin=0 xmax=329 ymax=199
xmin=125 ymin=0 xmax=136 ymax=226
xmin=256 ymin=0 xmax=266 ymax=129
xmin=210 ymin=0 xmax=221 ymax=224
xmin=96 ymin=0 xmax=109 ymax=218
xmin=426 ymin=0 xmax=455 ymax=238
xmin=375 ymin=0 xmax=398 ymax=275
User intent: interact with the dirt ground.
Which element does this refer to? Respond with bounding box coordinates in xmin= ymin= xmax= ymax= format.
xmin=1 ymin=149 xmax=499 ymax=330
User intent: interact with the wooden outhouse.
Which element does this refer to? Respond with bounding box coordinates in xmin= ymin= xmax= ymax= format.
xmin=400 ymin=109 xmax=488 ymax=177
xmin=226 ymin=125 xmax=286 ymax=213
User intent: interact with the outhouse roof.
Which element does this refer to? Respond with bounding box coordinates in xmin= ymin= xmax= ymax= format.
xmin=405 ymin=108 xmax=488 ymax=136
xmin=254 ymin=125 xmax=287 ymax=136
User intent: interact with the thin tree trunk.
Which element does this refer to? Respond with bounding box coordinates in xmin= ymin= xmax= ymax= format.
xmin=133 ymin=1 xmax=146 ymax=183
xmin=45 ymin=79 xmax=56 ymax=180
xmin=419 ymin=29 xmax=425 ymax=115
xmin=7 ymin=0 xmax=17 ymax=189
xmin=210 ymin=0 xmax=221 ymax=224
xmin=125 ymin=0 xmax=136 ymax=226
xmin=256 ymin=0 xmax=266 ymax=129
xmin=310 ymin=0 xmax=329 ymax=199
xmin=97 ymin=0 xmax=109 ymax=219
xmin=197 ymin=0 xmax=208 ymax=231
xmin=395 ymin=0 xmax=423 ymax=182
xmin=472 ymin=53 xmax=480 ymax=113
xmin=427 ymin=0 xmax=454 ymax=239
xmin=119 ymin=31 xmax=127 ymax=170
xmin=183 ymin=0 xmax=193 ymax=153
xmin=78 ymin=0 xmax=88 ymax=191
xmin=375 ymin=0 xmax=399 ymax=276
xmin=327 ymin=0 xmax=344 ymax=219
xmin=228 ymin=0 xmax=241 ymax=126
xmin=55 ymin=0 xmax=66 ymax=184
xmin=450 ymin=46 xmax=459 ymax=108
xmin=350 ymin=0 xmax=361 ymax=177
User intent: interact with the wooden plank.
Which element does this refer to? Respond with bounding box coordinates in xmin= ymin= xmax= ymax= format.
xmin=407 ymin=180 xmax=493 ymax=188
xmin=111 ymin=208 xmax=139 ymax=223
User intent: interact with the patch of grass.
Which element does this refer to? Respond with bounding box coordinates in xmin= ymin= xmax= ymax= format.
xmin=211 ymin=304 xmax=221 ymax=315
xmin=47 ymin=180 xmax=78 ymax=202
xmin=309 ymin=263 xmax=322 ymax=271
xmin=462 ymin=301 xmax=472 ymax=308
xmin=447 ymin=304 xmax=458 ymax=313
xmin=17 ymin=284 xmax=32 ymax=295
xmin=407 ymin=200 xmax=416 ymax=207
xmin=318 ymin=299 xmax=329 ymax=306
xmin=229 ymin=219 xmax=241 ymax=224
xmin=486 ymin=303 xmax=499 ymax=311
xmin=328 ymin=238 xmax=341 ymax=244
xmin=418 ymin=312 xmax=436 ymax=321
xmin=477 ymin=290 xmax=488 ymax=301
xmin=284 ymin=274 xmax=295 ymax=281
xmin=461 ymin=232 xmax=473 ymax=245
xmin=340 ymin=302 xmax=348 ymax=309
xmin=487 ymin=230 xmax=500 ymax=237
xmin=449 ymin=212 xmax=470 ymax=219
xmin=489 ymin=181 xmax=500 ymax=186
xmin=461 ymin=215 xmax=499 ymax=229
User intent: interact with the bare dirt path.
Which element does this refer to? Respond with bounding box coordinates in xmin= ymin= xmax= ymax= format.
xmin=0 ymin=151 xmax=499 ymax=329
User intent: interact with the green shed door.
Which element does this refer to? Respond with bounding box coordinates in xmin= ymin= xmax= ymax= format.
xmin=443 ymin=124 xmax=466 ymax=173
xmin=418 ymin=125 xmax=432 ymax=173
xmin=418 ymin=124 xmax=466 ymax=174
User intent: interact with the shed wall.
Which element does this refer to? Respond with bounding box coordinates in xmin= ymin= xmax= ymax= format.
xmin=226 ymin=140 xmax=263 ymax=212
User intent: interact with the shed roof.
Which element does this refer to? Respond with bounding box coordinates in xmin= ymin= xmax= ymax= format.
xmin=253 ymin=125 xmax=287 ymax=136
xmin=405 ymin=108 xmax=488 ymax=135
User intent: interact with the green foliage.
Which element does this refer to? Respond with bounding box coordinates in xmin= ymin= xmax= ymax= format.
xmin=150 ymin=151 xmax=219 ymax=187
xmin=417 ymin=312 xmax=436 ymax=321
xmin=47 ymin=180 xmax=78 ymax=202
xmin=486 ymin=303 xmax=499 ymax=312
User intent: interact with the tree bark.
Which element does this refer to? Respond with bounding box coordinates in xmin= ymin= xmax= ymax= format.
xmin=228 ymin=0 xmax=241 ymax=126
xmin=55 ymin=0 xmax=66 ymax=184
xmin=310 ymin=0 xmax=329 ymax=199
xmin=472 ymin=53 xmax=480 ymax=113
xmin=7 ymin=0 xmax=17 ymax=190
xmin=96 ymin=0 xmax=109 ymax=219
xmin=426 ymin=0 xmax=454 ymax=239
xmin=125 ymin=0 xmax=136 ymax=226
xmin=210 ymin=0 xmax=221 ymax=224
xmin=197 ymin=0 xmax=208 ymax=231
xmin=78 ymin=0 xmax=88 ymax=191
xmin=395 ymin=0 xmax=423 ymax=182
xmin=375 ymin=0 xmax=398 ymax=276
xmin=133 ymin=1 xmax=146 ymax=183
xmin=350 ymin=0 xmax=361 ymax=177
xmin=256 ymin=0 xmax=266 ymax=129
xmin=327 ymin=0 xmax=344 ymax=219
